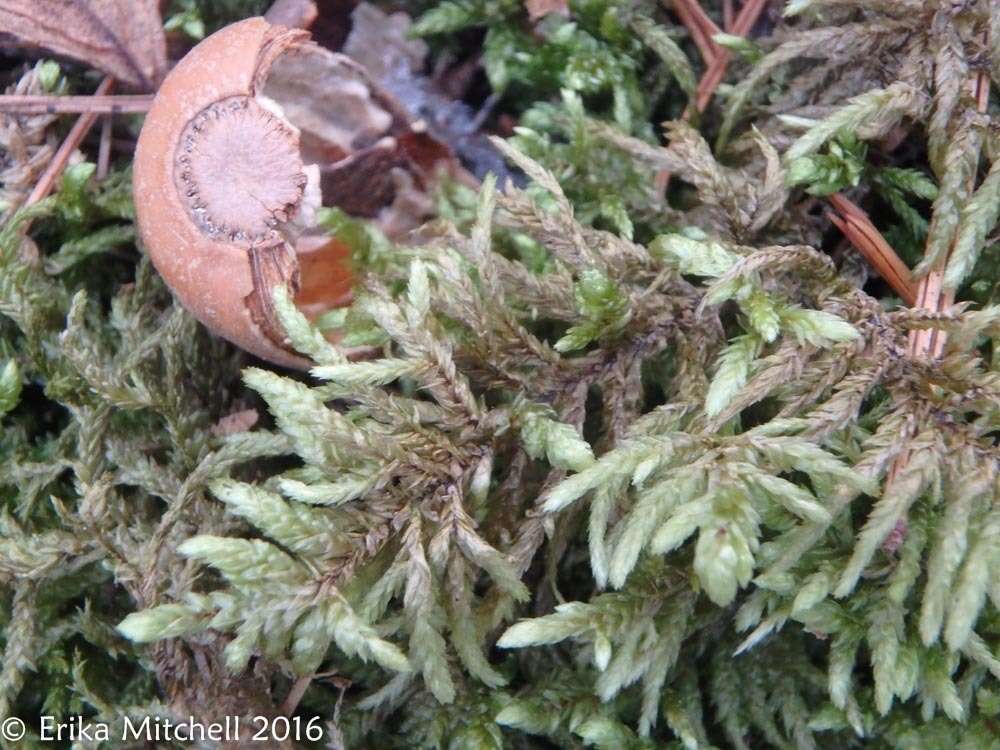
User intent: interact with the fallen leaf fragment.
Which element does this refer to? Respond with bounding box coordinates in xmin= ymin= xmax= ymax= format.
xmin=344 ymin=3 xmax=511 ymax=185
xmin=526 ymin=0 xmax=569 ymax=22
xmin=211 ymin=409 xmax=260 ymax=437
xmin=265 ymin=0 xmax=319 ymax=29
xmin=0 ymin=0 xmax=167 ymax=91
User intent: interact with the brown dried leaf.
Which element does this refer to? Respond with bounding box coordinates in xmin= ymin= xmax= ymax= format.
xmin=262 ymin=30 xmax=461 ymax=237
xmin=211 ymin=409 xmax=260 ymax=438
xmin=265 ymin=0 xmax=318 ymax=29
xmin=343 ymin=4 xmax=509 ymax=185
xmin=525 ymin=0 xmax=569 ymax=22
xmin=0 ymin=0 xmax=167 ymax=91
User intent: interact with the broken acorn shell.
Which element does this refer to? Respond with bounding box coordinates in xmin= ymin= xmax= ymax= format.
xmin=134 ymin=17 xmax=434 ymax=368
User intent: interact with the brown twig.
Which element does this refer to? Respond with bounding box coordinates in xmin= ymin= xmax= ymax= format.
xmin=723 ymin=0 xmax=735 ymax=31
xmin=885 ymin=37 xmax=991 ymax=493
xmin=694 ymin=0 xmax=767 ymax=111
xmin=0 ymin=94 xmax=151 ymax=115
xmin=826 ymin=193 xmax=917 ymax=305
xmin=669 ymin=0 xmax=721 ymax=66
xmin=280 ymin=675 xmax=313 ymax=716
xmin=96 ymin=114 xmax=113 ymax=180
xmin=906 ymin=62 xmax=991 ymax=359
xmin=668 ymin=0 xmax=769 ymax=115
xmin=656 ymin=0 xmax=767 ymax=196
xmin=25 ymin=77 xmax=115 ymax=207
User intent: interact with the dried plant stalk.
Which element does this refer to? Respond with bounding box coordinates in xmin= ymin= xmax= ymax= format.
xmin=669 ymin=0 xmax=721 ymax=65
xmin=0 ymin=94 xmax=152 ymax=115
xmin=694 ymin=0 xmax=767 ymax=111
xmin=907 ymin=63 xmax=991 ymax=358
xmin=658 ymin=0 xmax=767 ymax=197
xmin=96 ymin=114 xmax=112 ymax=180
xmin=827 ymin=193 xmax=917 ymax=305
xmin=25 ymin=76 xmax=114 ymax=207
xmin=886 ymin=41 xmax=990 ymax=489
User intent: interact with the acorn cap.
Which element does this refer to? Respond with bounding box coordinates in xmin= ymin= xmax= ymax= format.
xmin=134 ymin=18 xmax=327 ymax=368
